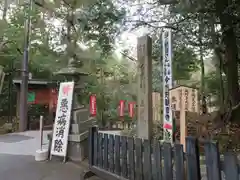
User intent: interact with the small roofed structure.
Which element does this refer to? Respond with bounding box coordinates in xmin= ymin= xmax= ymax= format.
xmin=13 ymin=78 xmax=58 ymax=130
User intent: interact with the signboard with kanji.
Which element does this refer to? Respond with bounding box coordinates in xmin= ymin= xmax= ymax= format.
xmin=50 ymin=81 xmax=74 ymax=158
xmin=169 ymin=86 xmax=199 ymax=113
xmin=169 ymin=85 xmax=199 ymax=151
xmin=27 ymin=92 xmax=36 ymax=103
xmin=89 ymin=94 xmax=97 ymax=116
xmin=162 ymin=29 xmax=173 ymax=142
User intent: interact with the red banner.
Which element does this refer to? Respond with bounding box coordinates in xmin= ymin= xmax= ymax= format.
xmin=128 ymin=102 xmax=135 ymax=118
xmin=90 ymin=94 xmax=97 ymax=116
xmin=119 ymin=100 xmax=125 ymax=117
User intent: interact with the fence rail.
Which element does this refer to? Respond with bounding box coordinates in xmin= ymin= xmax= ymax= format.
xmin=85 ymin=126 xmax=240 ymax=180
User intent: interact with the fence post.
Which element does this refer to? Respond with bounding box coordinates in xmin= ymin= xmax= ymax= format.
xmin=103 ymin=133 xmax=109 ymax=170
xmin=128 ymin=137 xmax=135 ymax=180
xmin=143 ymin=139 xmax=152 ymax=180
xmin=135 ymin=138 xmax=143 ymax=180
xmin=121 ymin=136 xmax=128 ymax=178
xmin=39 ymin=116 xmax=43 ymax=151
xmin=109 ymin=134 xmax=114 ymax=173
xmin=204 ymin=141 xmax=222 ymax=180
xmin=186 ymin=137 xmax=201 ymax=180
xmin=223 ymin=153 xmax=238 ymax=180
xmin=174 ymin=144 xmax=185 ymax=180
xmin=114 ymin=135 xmax=121 ymax=175
xmin=152 ymin=140 xmax=162 ymax=180
xmin=163 ymin=142 xmax=173 ymax=180
xmin=82 ymin=126 xmax=98 ymax=180
xmin=89 ymin=126 xmax=97 ymax=166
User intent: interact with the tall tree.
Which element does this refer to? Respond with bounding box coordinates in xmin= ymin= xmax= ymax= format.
xmin=152 ymin=38 xmax=199 ymax=92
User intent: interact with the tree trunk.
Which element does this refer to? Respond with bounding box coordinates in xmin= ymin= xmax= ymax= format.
xmin=216 ymin=0 xmax=239 ymax=106
xmin=198 ymin=18 xmax=207 ymax=114
xmin=2 ymin=0 xmax=8 ymax=20
xmin=210 ymin=17 xmax=225 ymax=106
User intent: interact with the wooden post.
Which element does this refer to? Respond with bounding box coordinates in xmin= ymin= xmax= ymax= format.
xmin=48 ymin=89 xmax=54 ymax=125
xmin=170 ymin=86 xmax=199 ymax=151
xmin=39 ymin=116 xmax=43 ymax=151
xmin=137 ymin=35 xmax=153 ymax=139
xmin=180 ymin=109 xmax=186 ymax=151
xmin=186 ymin=137 xmax=201 ymax=180
xmin=181 ymin=87 xmax=199 ymax=151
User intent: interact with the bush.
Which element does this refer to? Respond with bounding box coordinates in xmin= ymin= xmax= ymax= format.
xmin=121 ymin=121 xmax=164 ymax=140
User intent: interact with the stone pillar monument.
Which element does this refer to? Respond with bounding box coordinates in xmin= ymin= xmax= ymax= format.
xmin=137 ymin=35 xmax=153 ymax=139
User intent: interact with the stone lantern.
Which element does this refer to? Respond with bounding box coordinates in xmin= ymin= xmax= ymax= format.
xmin=49 ymin=0 xmax=100 ymax=160
xmin=54 ymin=55 xmax=96 ymax=161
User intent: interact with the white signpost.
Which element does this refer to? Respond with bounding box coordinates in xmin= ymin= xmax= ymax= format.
xmin=50 ymin=81 xmax=74 ymax=161
xmin=162 ymin=29 xmax=173 ymax=142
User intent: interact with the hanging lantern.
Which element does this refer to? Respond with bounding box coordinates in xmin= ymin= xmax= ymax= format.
xmin=119 ymin=100 xmax=125 ymax=117
xmin=128 ymin=102 xmax=135 ymax=118
xmin=90 ymin=94 xmax=97 ymax=116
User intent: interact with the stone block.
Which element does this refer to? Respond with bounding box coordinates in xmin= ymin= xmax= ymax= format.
xmin=70 ymin=124 xmax=79 ymax=134
xmin=75 ymin=108 xmax=89 ymax=122
xmin=3 ymin=123 xmax=13 ymax=131
xmin=67 ymin=138 xmax=88 ymax=161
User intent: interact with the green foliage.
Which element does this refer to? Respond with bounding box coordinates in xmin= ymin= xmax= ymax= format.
xmin=204 ymin=70 xmax=227 ymax=108
xmin=152 ymin=39 xmax=199 ymax=92
xmin=3 ymin=0 xmax=239 ymax=127
xmin=81 ymin=56 xmax=136 ymax=125
xmin=122 ymin=0 xmax=240 ymax=109
xmin=0 ymin=0 xmax=127 ymax=124
xmin=172 ymin=46 xmax=199 ymax=80
xmin=78 ymin=0 xmax=126 ymax=54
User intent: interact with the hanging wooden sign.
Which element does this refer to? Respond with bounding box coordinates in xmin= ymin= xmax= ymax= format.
xmin=128 ymin=102 xmax=135 ymax=118
xmin=119 ymin=100 xmax=125 ymax=117
xmin=90 ymin=94 xmax=97 ymax=116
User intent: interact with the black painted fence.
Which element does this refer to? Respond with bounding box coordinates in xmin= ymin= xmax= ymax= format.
xmin=87 ymin=127 xmax=240 ymax=180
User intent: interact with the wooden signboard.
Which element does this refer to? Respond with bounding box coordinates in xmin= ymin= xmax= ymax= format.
xmin=169 ymin=85 xmax=199 ymax=150
xmin=169 ymin=85 xmax=199 ymax=113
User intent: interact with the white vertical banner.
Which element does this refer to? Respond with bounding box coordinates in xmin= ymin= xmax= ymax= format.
xmin=50 ymin=81 xmax=74 ymax=158
xmin=162 ymin=29 xmax=173 ymax=142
